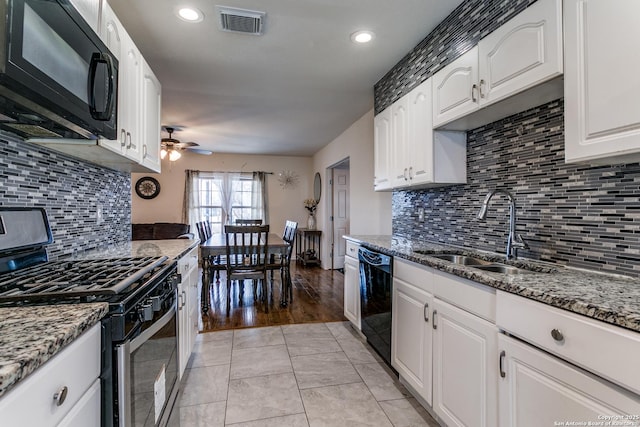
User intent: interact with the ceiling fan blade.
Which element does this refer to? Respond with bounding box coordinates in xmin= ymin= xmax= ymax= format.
xmin=173 ymin=141 xmax=199 ymax=148
xmin=186 ymin=148 xmax=213 ymax=155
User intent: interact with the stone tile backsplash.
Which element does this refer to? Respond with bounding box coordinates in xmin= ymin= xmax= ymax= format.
xmin=374 ymin=0 xmax=537 ymax=114
xmin=392 ymin=99 xmax=640 ymax=278
xmin=0 ymin=138 xmax=131 ymax=260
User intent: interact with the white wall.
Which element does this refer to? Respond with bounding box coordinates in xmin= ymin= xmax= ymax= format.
xmin=312 ymin=108 xmax=393 ymax=269
xmin=132 ymin=153 xmax=313 ymax=237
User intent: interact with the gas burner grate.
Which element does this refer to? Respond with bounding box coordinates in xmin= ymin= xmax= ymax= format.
xmin=0 ymin=256 xmax=169 ymax=302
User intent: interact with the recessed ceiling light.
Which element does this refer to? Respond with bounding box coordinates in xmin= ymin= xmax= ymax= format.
xmin=351 ymin=30 xmax=375 ymax=44
xmin=176 ymin=7 xmax=204 ymax=23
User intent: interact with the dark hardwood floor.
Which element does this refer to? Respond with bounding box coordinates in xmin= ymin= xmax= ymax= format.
xmin=199 ymin=263 xmax=347 ymax=332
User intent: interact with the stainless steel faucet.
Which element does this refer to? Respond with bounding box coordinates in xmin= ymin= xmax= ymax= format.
xmin=477 ymin=189 xmax=528 ymax=260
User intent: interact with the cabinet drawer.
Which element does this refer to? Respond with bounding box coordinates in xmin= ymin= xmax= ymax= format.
xmin=433 ymin=270 xmax=495 ymax=322
xmin=0 ymin=324 xmax=101 ymax=426
xmin=178 ymin=246 xmax=199 ymax=275
xmin=345 ymin=240 xmax=360 ymax=258
xmin=394 ymin=259 xmax=434 ymax=294
xmin=497 ymin=291 xmax=640 ymax=395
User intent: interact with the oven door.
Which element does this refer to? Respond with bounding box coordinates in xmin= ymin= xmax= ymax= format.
xmin=116 ymin=306 xmax=179 ymax=427
xmin=0 ymin=0 xmax=118 ymax=139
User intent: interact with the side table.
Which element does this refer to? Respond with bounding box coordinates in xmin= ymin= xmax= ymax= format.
xmin=296 ymin=228 xmax=322 ymax=266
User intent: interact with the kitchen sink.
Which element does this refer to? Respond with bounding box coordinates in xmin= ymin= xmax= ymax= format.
xmin=473 ymin=264 xmax=535 ymax=275
xmin=430 ymin=254 xmax=493 ymax=266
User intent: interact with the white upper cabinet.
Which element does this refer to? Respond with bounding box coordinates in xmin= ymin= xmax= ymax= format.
xmin=98 ymin=1 xmax=161 ymax=172
xmin=375 ymin=78 xmax=466 ymax=191
xmin=433 ymin=0 xmax=563 ymax=130
xmin=69 ymin=0 xmax=100 ymax=32
xmin=373 ymin=106 xmax=392 ymax=191
xmin=564 ymin=0 xmax=640 ymax=164
xmin=139 ymin=59 xmax=162 ymax=172
xmin=432 ymin=47 xmax=479 ymax=128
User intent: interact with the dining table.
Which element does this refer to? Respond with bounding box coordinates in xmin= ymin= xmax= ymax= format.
xmin=199 ymin=233 xmax=292 ymax=311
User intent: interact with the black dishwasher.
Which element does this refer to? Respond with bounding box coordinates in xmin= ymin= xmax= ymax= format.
xmin=358 ymin=247 xmax=393 ymax=367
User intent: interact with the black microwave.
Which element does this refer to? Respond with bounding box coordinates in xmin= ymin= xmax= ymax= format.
xmin=0 ymin=0 xmax=118 ymax=140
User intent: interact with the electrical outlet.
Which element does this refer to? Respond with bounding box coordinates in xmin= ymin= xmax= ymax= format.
xmin=417 ymin=207 xmax=424 ymax=222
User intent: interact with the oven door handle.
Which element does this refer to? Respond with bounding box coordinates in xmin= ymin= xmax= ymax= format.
xmin=129 ymin=303 xmax=176 ymax=353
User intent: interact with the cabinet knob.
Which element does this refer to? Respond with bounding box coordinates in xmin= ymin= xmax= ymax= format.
xmin=550 ymin=328 xmax=564 ymax=342
xmin=53 ymin=386 xmax=68 ymax=406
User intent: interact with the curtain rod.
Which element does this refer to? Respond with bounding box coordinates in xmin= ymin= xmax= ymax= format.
xmin=186 ymin=169 xmax=273 ymax=174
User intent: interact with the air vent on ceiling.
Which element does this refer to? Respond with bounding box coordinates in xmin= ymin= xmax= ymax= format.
xmin=216 ymin=6 xmax=265 ymax=35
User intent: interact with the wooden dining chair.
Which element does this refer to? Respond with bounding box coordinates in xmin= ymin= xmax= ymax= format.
xmin=224 ymin=224 xmax=270 ymax=311
xmin=235 ymin=219 xmax=263 ymax=225
xmin=267 ymin=220 xmax=298 ymax=305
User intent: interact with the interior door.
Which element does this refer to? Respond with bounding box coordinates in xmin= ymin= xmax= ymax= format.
xmin=332 ymin=166 xmax=350 ymax=270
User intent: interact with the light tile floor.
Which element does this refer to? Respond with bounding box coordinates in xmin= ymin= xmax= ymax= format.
xmin=175 ymin=321 xmax=440 ymax=427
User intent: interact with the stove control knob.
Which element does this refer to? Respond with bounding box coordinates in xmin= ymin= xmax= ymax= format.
xmin=138 ymin=303 xmax=153 ymax=321
xmin=149 ymin=296 xmax=162 ymax=311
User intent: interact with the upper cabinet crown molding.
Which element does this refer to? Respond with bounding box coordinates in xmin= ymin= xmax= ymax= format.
xmin=564 ymin=0 xmax=640 ymax=165
xmin=432 ymin=0 xmax=563 ymax=131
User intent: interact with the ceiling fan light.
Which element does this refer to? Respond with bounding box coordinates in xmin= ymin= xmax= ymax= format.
xmin=169 ymin=150 xmax=182 ymax=161
xmin=160 ymin=148 xmax=167 ymax=159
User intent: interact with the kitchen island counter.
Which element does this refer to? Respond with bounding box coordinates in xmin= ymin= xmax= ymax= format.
xmin=345 ymin=235 xmax=640 ymax=334
xmin=0 ymin=303 xmax=108 ymax=398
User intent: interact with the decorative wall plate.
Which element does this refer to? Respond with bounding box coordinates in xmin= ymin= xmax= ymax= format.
xmin=135 ymin=176 xmax=161 ymax=199
xmin=278 ymin=170 xmax=299 ymax=189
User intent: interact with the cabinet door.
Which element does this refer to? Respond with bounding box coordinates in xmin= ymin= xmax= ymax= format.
xmin=69 ymin=0 xmax=100 ymax=32
xmin=57 ymin=379 xmax=101 ymax=427
xmin=187 ymin=250 xmax=200 ymax=356
xmin=390 ymin=95 xmax=409 ymax=188
xmin=121 ymin=34 xmax=143 ymax=162
xmin=498 ymin=334 xmax=640 ymax=427
xmin=433 ymin=298 xmax=498 ymax=427
xmin=373 ymin=107 xmax=392 ymax=191
xmin=97 ymin=2 xmax=125 ymax=155
xmin=343 ymin=255 xmax=361 ymax=329
xmin=432 ymin=46 xmax=479 ymax=128
xmin=406 ymin=78 xmax=434 ymax=186
xmin=564 ymin=0 xmax=640 ymax=164
xmin=139 ymin=59 xmax=162 ymax=172
xmin=392 ymin=276 xmax=433 ymax=404
xmin=478 ymin=0 xmax=562 ymax=107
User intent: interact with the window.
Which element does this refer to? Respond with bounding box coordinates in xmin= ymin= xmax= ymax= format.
xmin=184 ymin=171 xmax=268 ymax=236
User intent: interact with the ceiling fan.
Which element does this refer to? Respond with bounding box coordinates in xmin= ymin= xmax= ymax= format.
xmin=160 ymin=126 xmax=212 ymax=161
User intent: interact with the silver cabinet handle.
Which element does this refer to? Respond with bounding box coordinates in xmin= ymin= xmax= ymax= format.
xmin=404 ymin=168 xmax=408 ymax=181
xmin=551 ymin=328 xmax=564 ymax=342
xmin=143 ymin=144 xmax=148 ymax=158
xmin=182 ymin=291 xmax=187 ymax=308
xmin=120 ymin=129 xmax=126 ymax=147
xmin=53 ymin=386 xmax=68 ymax=406
xmin=471 ymin=84 xmax=478 ymax=102
xmin=499 ymin=350 xmax=506 ymax=378
xmin=432 ymin=309 xmax=438 ymax=329
xmin=126 ymin=132 xmax=132 ymax=149
xmin=479 ymin=79 xmax=486 ymax=98
xmin=423 ymin=302 xmax=429 ymax=322
xmin=408 ymin=166 xmax=413 ymax=179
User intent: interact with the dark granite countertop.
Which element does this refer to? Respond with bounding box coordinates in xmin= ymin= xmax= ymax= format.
xmin=345 ymin=235 xmax=640 ymax=333
xmin=0 ymin=303 xmax=108 ymax=398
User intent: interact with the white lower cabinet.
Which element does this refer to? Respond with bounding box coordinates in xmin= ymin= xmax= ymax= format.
xmin=392 ymin=259 xmax=434 ymax=405
xmin=343 ymin=249 xmax=361 ymax=329
xmin=432 ymin=298 xmax=498 ymax=427
xmin=498 ymin=334 xmax=640 ymax=427
xmin=177 ymin=246 xmax=200 ymax=378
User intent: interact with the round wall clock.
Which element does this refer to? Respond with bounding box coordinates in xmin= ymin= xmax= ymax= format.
xmin=135 ymin=177 xmax=161 ymax=199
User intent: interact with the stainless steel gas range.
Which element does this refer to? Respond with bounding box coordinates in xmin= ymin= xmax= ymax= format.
xmin=0 ymin=207 xmax=180 ymax=427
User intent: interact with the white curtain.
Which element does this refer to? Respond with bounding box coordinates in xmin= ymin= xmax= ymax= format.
xmin=183 ymin=170 xmax=269 ymax=236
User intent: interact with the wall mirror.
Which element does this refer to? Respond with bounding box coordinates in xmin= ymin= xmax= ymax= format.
xmin=313 ymin=172 xmax=321 ymax=203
